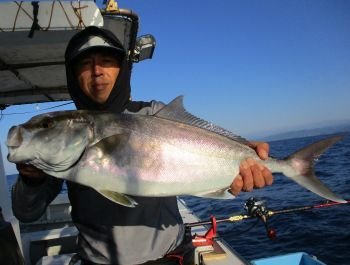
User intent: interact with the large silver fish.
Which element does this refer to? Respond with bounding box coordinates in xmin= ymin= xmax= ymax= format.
xmin=7 ymin=96 xmax=346 ymax=207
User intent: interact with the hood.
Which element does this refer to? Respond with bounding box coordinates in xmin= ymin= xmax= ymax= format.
xmin=65 ymin=26 xmax=132 ymax=113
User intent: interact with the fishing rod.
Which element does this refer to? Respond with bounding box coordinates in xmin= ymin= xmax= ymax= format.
xmin=187 ymin=197 xmax=350 ymax=246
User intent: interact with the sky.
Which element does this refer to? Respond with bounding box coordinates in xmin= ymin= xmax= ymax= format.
xmin=1 ymin=0 xmax=350 ymax=174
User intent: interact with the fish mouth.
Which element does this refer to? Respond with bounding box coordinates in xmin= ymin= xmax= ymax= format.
xmin=7 ymin=147 xmax=20 ymax=162
xmin=6 ymin=148 xmax=31 ymax=164
xmin=7 ymin=126 xmax=23 ymax=148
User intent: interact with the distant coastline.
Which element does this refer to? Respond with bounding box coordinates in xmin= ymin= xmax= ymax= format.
xmin=260 ymin=122 xmax=350 ymax=142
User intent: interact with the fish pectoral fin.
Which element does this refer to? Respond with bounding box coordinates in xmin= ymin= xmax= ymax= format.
xmin=195 ymin=188 xmax=235 ymax=200
xmin=97 ymin=190 xmax=138 ymax=207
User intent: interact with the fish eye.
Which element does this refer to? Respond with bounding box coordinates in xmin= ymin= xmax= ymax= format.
xmin=41 ymin=119 xmax=54 ymax=129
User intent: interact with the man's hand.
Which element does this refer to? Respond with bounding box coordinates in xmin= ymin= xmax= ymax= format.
xmin=16 ymin=163 xmax=47 ymax=185
xmin=230 ymin=141 xmax=273 ymax=196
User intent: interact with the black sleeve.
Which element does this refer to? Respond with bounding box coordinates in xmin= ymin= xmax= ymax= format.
xmin=11 ymin=175 xmax=64 ymax=222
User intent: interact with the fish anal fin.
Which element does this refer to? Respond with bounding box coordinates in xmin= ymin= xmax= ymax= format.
xmin=97 ymin=190 xmax=138 ymax=207
xmin=195 ymin=188 xmax=235 ymax=200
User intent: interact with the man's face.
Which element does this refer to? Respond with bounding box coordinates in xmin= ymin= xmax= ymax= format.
xmin=74 ymin=51 xmax=121 ymax=104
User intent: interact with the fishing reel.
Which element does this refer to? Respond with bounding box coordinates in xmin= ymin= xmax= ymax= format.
xmin=244 ymin=197 xmax=268 ymax=217
xmin=244 ymin=197 xmax=276 ymax=239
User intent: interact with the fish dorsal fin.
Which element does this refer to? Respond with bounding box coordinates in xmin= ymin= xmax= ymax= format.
xmin=154 ymin=96 xmax=250 ymax=144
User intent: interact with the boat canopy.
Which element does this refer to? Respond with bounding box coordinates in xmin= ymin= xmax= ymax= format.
xmin=0 ymin=0 xmax=155 ymax=109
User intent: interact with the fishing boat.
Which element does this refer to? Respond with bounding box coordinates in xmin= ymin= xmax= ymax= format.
xmin=0 ymin=1 xmax=328 ymax=264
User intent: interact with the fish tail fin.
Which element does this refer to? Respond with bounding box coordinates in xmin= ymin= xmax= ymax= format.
xmin=285 ymin=135 xmax=346 ymax=203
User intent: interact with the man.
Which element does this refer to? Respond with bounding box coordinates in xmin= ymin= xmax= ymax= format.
xmin=12 ymin=26 xmax=273 ymax=264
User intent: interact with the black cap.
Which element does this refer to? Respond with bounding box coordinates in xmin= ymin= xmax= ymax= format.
xmin=66 ymin=26 xmax=126 ymax=63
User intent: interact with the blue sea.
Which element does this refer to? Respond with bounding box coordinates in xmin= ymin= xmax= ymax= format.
xmin=6 ymin=133 xmax=350 ymax=264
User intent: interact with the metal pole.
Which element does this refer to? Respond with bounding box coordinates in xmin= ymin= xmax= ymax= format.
xmin=0 ymin=144 xmax=12 ymax=219
xmin=0 ymin=145 xmax=23 ymax=253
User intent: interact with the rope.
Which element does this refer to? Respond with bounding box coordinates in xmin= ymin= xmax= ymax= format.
xmin=71 ymin=1 xmax=88 ymax=30
xmin=9 ymin=0 xmax=90 ymax=31
xmin=44 ymin=0 xmax=56 ymax=31
xmin=12 ymin=1 xmax=22 ymax=31
xmin=13 ymin=1 xmax=43 ymax=31
xmin=58 ymin=0 xmax=74 ymax=28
